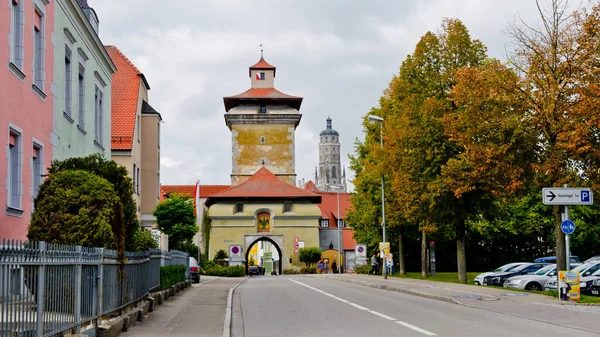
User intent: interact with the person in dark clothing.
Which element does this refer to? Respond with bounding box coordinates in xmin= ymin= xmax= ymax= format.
xmin=370 ymin=253 xmax=379 ymax=275
xmin=332 ymin=259 xmax=337 ymax=273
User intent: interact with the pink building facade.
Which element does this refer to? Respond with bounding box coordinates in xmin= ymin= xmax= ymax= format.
xmin=0 ymin=0 xmax=54 ymax=239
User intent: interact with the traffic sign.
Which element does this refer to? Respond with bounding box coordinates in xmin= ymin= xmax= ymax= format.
xmin=294 ymin=248 xmax=299 ymax=254
xmin=378 ymin=242 xmax=390 ymax=250
xmin=542 ymin=188 xmax=593 ymax=205
xmin=294 ymin=242 xmax=300 ymax=249
xmin=294 ymin=237 xmax=299 ymax=243
xmin=561 ymin=220 xmax=576 ymax=235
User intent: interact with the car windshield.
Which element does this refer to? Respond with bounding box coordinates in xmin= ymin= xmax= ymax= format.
xmin=493 ymin=263 xmax=521 ymax=272
xmin=535 ymin=265 xmax=555 ymax=275
xmin=571 ymin=263 xmax=592 ymax=273
xmin=510 ymin=264 xmax=532 ymax=272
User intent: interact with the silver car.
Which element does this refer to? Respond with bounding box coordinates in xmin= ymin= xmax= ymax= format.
xmin=504 ymin=264 xmax=558 ymax=291
xmin=544 ymin=261 xmax=600 ymax=291
xmin=473 ymin=262 xmax=528 ymax=285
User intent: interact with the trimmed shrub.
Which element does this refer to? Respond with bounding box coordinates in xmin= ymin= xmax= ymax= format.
xmin=299 ymin=247 xmax=322 ymax=269
xmin=300 ymin=267 xmax=317 ymax=274
xmin=160 ymin=265 xmax=186 ymax=290
xmin=355 ymin=265 xmax=371 ymax=274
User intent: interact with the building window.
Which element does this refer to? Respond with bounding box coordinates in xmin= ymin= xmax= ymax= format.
xmin=33 ymin=10 xmax=44 ymax=90
xmin=260 ymin=105 xmax=266 ymax=113
xmin=7 ymin=130 xmax=23 ymax=211
xmin=64 ymin=47 xmax=72 ymax=117
xmin=136 ymin=167 xmax=140 ymax=196
xmin=137 ymin=115 xmax=141 ymax=142
xmin=256 ymin=72 xmax=265 ymax=80
xmin=132 ymin=163 xmax=137 ymax=193
xmin=94 ymin=86 xmax=103 ymax=144
xmin=260 ymin=136 xmax=266 ymax=144
xmin=332 ymin=166 xmax=336 ymax=179
xmin=235 ymin=203 xmax=243 ymax=213
xmin=78 ymin=65 xmax=85 ymax=129
xmin=10 ymin=0 xmax=24 ymax=70
xmin=320 ymin=220 xmax=329 ymax=228
xmin=157 ymin=173 xmax=160 ymax=199
xmin=32 ymin=144 xmax=43 ymax=202
xmin=338 ymin=219 xmax=344 ymax=228
xmin=284 ymin=202 xmax=292 ymax=213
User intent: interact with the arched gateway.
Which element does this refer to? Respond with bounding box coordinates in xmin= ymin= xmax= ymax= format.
xmin=205 ymin=167 xmax=322 ymax=274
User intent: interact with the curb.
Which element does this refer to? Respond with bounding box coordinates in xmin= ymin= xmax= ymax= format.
xmin=223 ymin=277 xmax=249 ymax=337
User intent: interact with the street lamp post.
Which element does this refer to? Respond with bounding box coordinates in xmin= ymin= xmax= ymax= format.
xmin=330 ymin=185 xmax=342 ymax=274
xmin=368 ymin=115 xmax=386 ymax=279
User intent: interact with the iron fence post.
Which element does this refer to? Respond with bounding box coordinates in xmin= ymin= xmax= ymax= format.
xmin=74 ymin=246 xmax=82 ymax=333
xmin=36 ymin=242 xmax=46 ymax=337
xmin=97 ymin=248 xmax=104 ymax=325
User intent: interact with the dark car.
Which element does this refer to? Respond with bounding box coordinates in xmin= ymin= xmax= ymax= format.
xmin=249 ymin=266 xmax=260 ymax=275
xmin=591 ymin=278 xmax=600 ymax=296
xmin=483 ymin=263 xmax=547 ymax=287
xmin=579 ymin=268 xmax=600 ymax=294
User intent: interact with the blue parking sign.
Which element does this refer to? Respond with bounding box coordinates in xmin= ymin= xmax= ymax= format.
xmin=582 ymin=190 xmax=591 ymax=203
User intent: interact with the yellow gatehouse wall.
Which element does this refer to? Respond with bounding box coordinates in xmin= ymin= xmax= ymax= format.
xmin=208 ymin=201 xmax=321 ymax=270
xmin=231 ymin=123 xmax=296 ymax=186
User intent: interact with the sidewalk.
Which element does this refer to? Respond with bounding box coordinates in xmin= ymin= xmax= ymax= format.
xmin=120 ymin=276 xmax=242 ymax=337
xmin=325 ymin=274 xmax=600 ymax=334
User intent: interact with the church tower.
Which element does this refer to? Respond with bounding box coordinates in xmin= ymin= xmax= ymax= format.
xmin=317 ymin=117 xmax=346 ymax=192
xmin=223 ymin=53 xmax=303 ymax=186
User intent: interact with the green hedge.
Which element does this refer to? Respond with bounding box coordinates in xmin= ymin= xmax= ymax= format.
xmin=160 ymin=265 xmax=186 ymax=290
xmin=355 ymin=265 xmax=371 ymax=274
xmin=300 ymin=267 xmax=317 ymax=274
xmin=201 ymin=263 xmax=245 ymax=277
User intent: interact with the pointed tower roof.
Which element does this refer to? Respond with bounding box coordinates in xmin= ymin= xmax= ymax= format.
xmin=205 ymin=167 xmax=321 ymax=206
xmin=249 ymin=56 xmax=276 ymax=77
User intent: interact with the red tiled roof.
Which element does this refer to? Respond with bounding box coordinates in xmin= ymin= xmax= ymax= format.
xmin=205 ymin=167 xmax=321 ymax=206
xmin=303 ymin=180 xmax=320 ymax=193
xmin=106 ymin=46 xmax=144 ymax=150
xmin=223 ymin=88 xmax=303 ymax=112
xmin=161 ymin=185 xmax=230 ymax=200
xmin=342 ymin=229 xmax=357 ymax=250
xmin=316 ymin=192 xmax=352 ymax=228
xmin=249 ymin=56 xmax=276 ymax=77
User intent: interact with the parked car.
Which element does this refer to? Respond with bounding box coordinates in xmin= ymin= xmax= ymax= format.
xmin=483 ymin=263 xmax=547 ymax=287
xmin=544 ymin=261 xmax=600 ymax=291
xmin=533 ymin=256 xmax=580 ymax=264
xmin=584 ymin=256 xmax=600 ymax=264
xmin=473 ymin=263 xmax=529 ymax=286
xmin=249 ymin=265 xmax=260 ymax=276
xmin=579 ymin=268 xmax=600 ymax=294
xmin=591 ymin=278 xmax=600 ymax=296
xmin=186 ymin=257 xmax=200 ymax=283
xmin=504 ymin=264 xmax=557 ymax=291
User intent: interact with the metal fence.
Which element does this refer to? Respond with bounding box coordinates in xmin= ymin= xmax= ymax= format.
xmin=0 ymin=240 xmax=188 ymax=337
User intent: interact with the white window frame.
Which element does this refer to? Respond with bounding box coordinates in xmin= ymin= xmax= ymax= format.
xmin=64 ymin=46 xmax=73 ymax=118
xmin=136 ymin=167 xmax=140 ymax=196
xmin=320 ymin=220 xmax=329 ymax=228
xmin=94 ymin=85 xmax=104 ymax=144
xmin=31 ymin=139 xmax=44 ymax=210
xmin=338 ymin=219 xmax=345 ymax=228
xmin=32 ymin=8 xmax=45 ymax=91
xmin=78 ymin=63 xmax=86 ymax=130
xmin=132 ymin=163 xmax=137 ymax=194
xmin=9 ymin=0 xmax=25 ymax=72
xmin=7 ymin=125 xmax=23 ymax=213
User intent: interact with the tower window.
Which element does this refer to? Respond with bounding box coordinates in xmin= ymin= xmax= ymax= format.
xmin=260 ymin=105 xmax=266 ymax=113
xmin=332 ymin=166 xmax=337 ymax=179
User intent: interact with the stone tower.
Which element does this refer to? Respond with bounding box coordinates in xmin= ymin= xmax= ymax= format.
xmin=317 ymin=117 xmax=346 ymax=192
xmin=223 ymin=54 xmax=303 ymax=186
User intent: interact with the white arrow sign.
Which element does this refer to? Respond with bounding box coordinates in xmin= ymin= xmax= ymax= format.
xmin=542 ymin=188 xmax=593 ymax=205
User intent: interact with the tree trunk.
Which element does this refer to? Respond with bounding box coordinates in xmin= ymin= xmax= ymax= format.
xmin=555 ymin=205 xmax=566 ymax=271
xmin=421 ymin=231 xmax=428 ymax=278
xmin=398 ymin=229 xmax=406 ymax=276
xmin=456 ymin=222 xmax=467 ymax=283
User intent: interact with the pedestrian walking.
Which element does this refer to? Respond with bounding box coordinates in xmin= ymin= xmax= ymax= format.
xmin=370 ymin=253 xmax=379 ymax=275
xmin=332 ymin=259 xmax=337 ymax=273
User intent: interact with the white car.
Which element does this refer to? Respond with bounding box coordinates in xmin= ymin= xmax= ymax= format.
xmin=544 ymin=261 xmax=600 ymax=291
xmin=504 ymin=264 xmax=558 ymax=291
xmin=474 ymin=263 xmax=528 ymax=285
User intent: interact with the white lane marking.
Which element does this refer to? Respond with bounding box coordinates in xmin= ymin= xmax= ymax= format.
xmin=368 ymin=310 xmax=396 ymax=321
xmin=396 ymin=321 xmax=437 ymax=336
xmin=289 ymin=278 xmax=437 ymax=336
xmin=349 ymin=303 xmax=369 ymax=310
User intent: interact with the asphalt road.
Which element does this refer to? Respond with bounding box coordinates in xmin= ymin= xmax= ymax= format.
xmin=231 ymin=275 xmax=599 ymax=337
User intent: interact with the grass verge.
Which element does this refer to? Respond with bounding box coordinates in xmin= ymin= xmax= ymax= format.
xmin=390 ymin=271 xmax=481 ymax=284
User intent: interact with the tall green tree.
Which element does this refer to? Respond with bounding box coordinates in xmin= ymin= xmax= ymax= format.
xmin=153 ymin=194 xmax=198 ymax=250
xmin=28 ymin=170 xmax=119 ymax=248
xmin=48 ymin=154 xmax=139 ymax=253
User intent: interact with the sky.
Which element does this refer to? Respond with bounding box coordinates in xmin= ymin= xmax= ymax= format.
xmin=90 ymin=0 xmax=584 ymax=189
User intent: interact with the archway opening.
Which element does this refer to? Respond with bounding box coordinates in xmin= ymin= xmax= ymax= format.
xmin=245 ymin=237 xmax=283 ymax=276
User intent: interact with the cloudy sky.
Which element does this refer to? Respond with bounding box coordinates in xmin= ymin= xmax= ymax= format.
xmin=91 ymin=0 xmax=582 ymax=189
